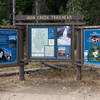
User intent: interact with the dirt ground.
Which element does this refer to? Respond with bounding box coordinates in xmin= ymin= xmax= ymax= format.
xmin=0 ymin=69 xmax=100 ymax=100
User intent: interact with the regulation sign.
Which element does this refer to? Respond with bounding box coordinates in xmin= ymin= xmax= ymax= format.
xmin=0 ymin=29 xmax=18 ymax=64
xmin=84 ymin=29 xmax=100 ymax=65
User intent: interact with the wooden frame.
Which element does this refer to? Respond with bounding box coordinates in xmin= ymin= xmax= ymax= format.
xmin=26 ymin=24 xmax=75 ymax=62
xmin=76 ymin=26 xmax=100 ymax=66
xmin=14 ymin=11 xmax=84 ymax=80
xmin=0 ymin=25 xmax=24 ymax=68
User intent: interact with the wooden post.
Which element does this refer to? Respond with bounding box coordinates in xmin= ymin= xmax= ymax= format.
xmin=19 ymin=28 xmax=24 ymax=81
xmin=35 ymin=0 xmax=40 ymax=23
xmin=72 ymin=25 xmax=75 ymax=64
xmin=7 ymin=0 xmax=10 ymax=21
xmin=76 ymin=65 xmax=81 ymax=80
xmin=26 ymin=25 xmax=29 ymax=60
xmin=76 ymin=29 xmax=82 ymax=80
xmin=19 ymin=65 xmax=24 ymax=81
xmin=12 ymin=0 xmax=15 ymax=26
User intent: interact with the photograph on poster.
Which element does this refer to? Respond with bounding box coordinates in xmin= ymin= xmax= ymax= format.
xmin=84 ymin=29 xmax=100 ymax=65
xmin=30 ymin=27 xmax=56 ymax=58
xmin=89 ymin=46 xmax=100 ymax=62
xmin=57 ymin=26 xmax=71 ymax=59
xmin=58 ymin=47 xmax=66 ymax=56
xmin=0 ymin=29 xmax=18 ymax=64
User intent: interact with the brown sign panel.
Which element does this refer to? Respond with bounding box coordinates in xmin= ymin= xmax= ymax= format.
xmin=26 ymin=15 xmax=73 ymax=20
xmin=16 ymin=11 xmax=84 ymax=21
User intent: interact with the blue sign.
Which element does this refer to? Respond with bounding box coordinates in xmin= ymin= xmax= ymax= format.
xmin=30 ymin=26 xmax=71 ymax=59
xmin=57 ymin=26 xmax=71 ymax=59
xmin=84 ymin=29 xmax=100 ymax=65
xmin=0 ymin=29 xmax=18 ymax=64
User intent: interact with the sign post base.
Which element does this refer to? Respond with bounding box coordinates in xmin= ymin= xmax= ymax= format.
xmin=19 ymin=65 xmax=24 ymax=81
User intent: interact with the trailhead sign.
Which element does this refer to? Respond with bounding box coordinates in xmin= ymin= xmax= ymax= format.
xmin=84 ymin=29 xmax=100 ymax=65
xmin=30 ymin=26 xmax=71 ymax=59
xmin=0 ymin=29 xmax=18 ymax=64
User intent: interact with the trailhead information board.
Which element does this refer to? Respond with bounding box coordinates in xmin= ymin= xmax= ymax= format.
xmin=30 ymin=26 xmax=71 ymax=60
xmin=0 ymin=29 xmax=18 ymax=64
xmin=84 ymin=29 xmax=100 ymax=65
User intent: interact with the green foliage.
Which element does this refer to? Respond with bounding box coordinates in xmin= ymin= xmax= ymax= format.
xmin=0 ymin=0 xmax=99 ymax=25
xmin=1 ymin=19 xmax=10 ymax=26
xmin=58 ymin=0 xmax=100 ymax=25
xmin=46 ymin=0 xmax=68 ymax=14
xmin=16 ymin=0 xmax=36 ymax=14
xmin=0 ymin=1 xmax=6 ymax=24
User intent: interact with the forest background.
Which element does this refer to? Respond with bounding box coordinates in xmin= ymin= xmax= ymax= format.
xmin=0 ymin=0 xmax=100 ymax=25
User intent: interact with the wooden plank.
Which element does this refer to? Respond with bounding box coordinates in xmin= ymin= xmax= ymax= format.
xmin=0 ymin=67 xmax=50 ymax=76
xmin=42 ymin=62 xmax=75 ymax=70
xmin=29 ymin=59 xmax=72 ymax=62
xmin=77 ymin=26 xmax=100 ymax=29
xmin=0 ymin=25 xmax=24 ymax=29
xmin=15 ymin=22 xmax=85 ymax=26
xmin=75 ymin=63 xmax=100 ymax=69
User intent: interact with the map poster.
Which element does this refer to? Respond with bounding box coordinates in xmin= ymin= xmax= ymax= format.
xmin=57 ymin=26 xmax=71 ymax=59
xmin=84 ymin=29 xmax=100 ymax=65
xmin=30 ymin=27 xmax=56 ymax=58
xmin=0 ymin=29 xmax=18 ymax=64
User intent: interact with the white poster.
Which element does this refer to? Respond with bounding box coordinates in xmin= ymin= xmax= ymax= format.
xmin=45 ymin=46 xmax=54 ymax=57
xmin=31 ymin=28 xmax=48 ymax=57
xmin=31 ymin=27 xmax=56 ymax=58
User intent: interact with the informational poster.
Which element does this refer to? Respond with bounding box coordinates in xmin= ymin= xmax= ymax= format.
xmin=84 ymin=29 xmax=100 ymax=65
xmin=0 ymin=29 xmax=18 ymax=64
xmin=57 ymin=26 xmax=71 ymax=59
xmin=30 ymin=27 xmax=56 ymax=58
